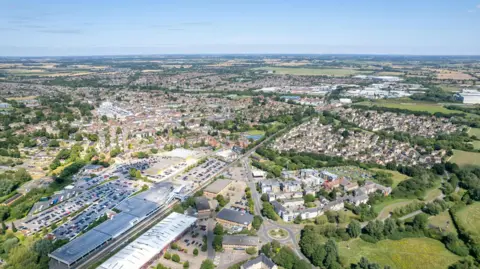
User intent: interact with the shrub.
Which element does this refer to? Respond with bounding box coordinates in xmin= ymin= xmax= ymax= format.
xmin=360 ymin=234 xmax=379 ymax=244
xmin=172 ymin=254 xmax=180 ymax=263
xmin=164 ymin=252 xmax=171 ymax=260
xmin=246 ymin=247 xmax=257 ymax=255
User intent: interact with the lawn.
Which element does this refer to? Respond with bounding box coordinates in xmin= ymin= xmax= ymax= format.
xmin=338 ymin=238 xmax=460 ymax=269
xmin=255 ymin=67 xmax=371 ymax=76
xmin=439 ymin=85 xmax=460 ymax=92
xmin=370 ymin=168 xmax=409 ymax=188
xmin=247 ymin=130 xmax=266 ymax=136
xmin=471 ymin=141 xmax=480 ymax=149
xmin=449 ymin=150 xmax=480 ymax=168
xmin=429 ymin=211 xmax=457 ymax=235
xmin=374 ymin=199 xmax=416 ymax=220
xmin=456 ymin=202 xmax=480 ymax=243
xmin=468 ymin=128 xmax=480 ymax=138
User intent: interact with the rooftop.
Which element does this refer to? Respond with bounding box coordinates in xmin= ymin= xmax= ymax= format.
xmin=99 ymin=212 xmax=196 ymax=269
xmin=216 ymin=208 xmax=253 ymax=225
xmin=205 ymin=179 xmax=232 ymax=194
xmin=223 ymin=235 xmax=258 ymax=246
xmin=195 ymin=196 xmax=210 ymax=211
xmin=242 ymin=254 xmax=276 ymax=269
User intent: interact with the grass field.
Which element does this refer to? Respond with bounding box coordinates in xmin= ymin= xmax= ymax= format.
xmin=357 ymin=100 xmax=458 ymax=114
xmin=456 ymin=202 xmax=480 ymax=243
xmin=375 ymin=199 xmax=413 ymax=220
xmin=247 ymin=130 xmax=266 ymax=136
xmin=472 ymin=141 xmax=480 ymax=149
xmin=429 ymin=211 xmax=457 ymax=235
xmin=468 ymin=128 xmax=480 ymax=138
xmin=255 ymin=67 xmax=371 ymax=76
xmin=338 ymin=238 xmax=460 ymax=269
xmin=449 ymin=150 xmax=480 ymax=168
xmin=439 ymin=85 xmax=460 ymax=92
xmin=370 ymin=168 xmax=409 ymax=188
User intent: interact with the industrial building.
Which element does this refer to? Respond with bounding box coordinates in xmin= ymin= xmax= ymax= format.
xmin=457 ymin=89 xmax=480 ymax=104
xmin=98 ymin=212 xmax=196 ymax=269
xmin=204 ymin=179 xmax=232 ymax=198
xmin=216 ymin=208 xmax=254 ymax=229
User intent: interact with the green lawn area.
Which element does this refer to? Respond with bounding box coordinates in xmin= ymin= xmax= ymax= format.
xmin=470 ymin=141 xmax=480 ymax=149
xmin=429 ymin=211 xmax=457 ymax=235
xmin=439 ymin=85 xmax=460 ymax=92
xmin=449 ymin=150 xmax=480 ymax=168
xmin=468 ymin=128 xmax=480 ymax=138
xmin=456 ymin=202 xmax=480 ymax=243
xmin=374 ymin=199 xmax=416 ymax=220
xmin=247 ymin=130 xmax=266 ymax=136
xmin=255 ymin=67 xmax=371 ymax=76
xmin=370 ymin=168 xmax=409 ymax=188
xmin=357 ymin=100 xmax=458 ymax=114
xmin=338 ymin=238 xmax=460 ymax=269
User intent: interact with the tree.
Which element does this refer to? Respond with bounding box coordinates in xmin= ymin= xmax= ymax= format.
xmin=3 ymin=237 xmax=19 ymax=253
xmin=216 ymin=194 xmax=228 ymax=207
xmin=172 ymin=254 xmax=180 ymax=263
xmin=164 ymin=252 xmax=171 ymax=260
xmin=101 ymin=115 xmax=108 ymax=122
xmin=200 ymin=259 xmax=215 ymax=269
xmin=75 ymin=133 xmax=83 ymax=141
xmin=11 ymin=222 xmax=17 ymax=232
xmin=413 ymin=213 xmax=429 ymax=231
xmin=294 ymin=259 xmax=312 ymax=269
xmin=193 ymin=248 xmax=199 ymax=256
xmin=1 ymin=221 xmax=6 ymax=234
xmin=183 ymin=261 xmax=190 ymax=268
xmin=273 ymin=247 xmax=297 ymax=269
xmin=252 ymin=215 xmax=263 ymax=230
xmin=33 ymin=239 xmax=54 ymax=257
xmin=261 ymin=193 xmax=269 ymax=202
xmin=347 ymin=220 xmax=361 ymax=238
xmin=214 ymin=223 xmax=224 ymax=235
xmin=246 ymin=247 xmax=257 ymax=255
xmin=304 ymin=194 xmax=315 ymax=203
xmin=213 ymin=234 xmax=223 ymax=251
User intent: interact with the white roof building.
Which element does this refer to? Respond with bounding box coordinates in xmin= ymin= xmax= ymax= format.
xmin=99 ymin=212 xmax=196 ymax=269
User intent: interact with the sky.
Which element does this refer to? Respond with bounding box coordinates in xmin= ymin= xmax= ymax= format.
xmin=1 ymin=0 xmax=480 ymax=56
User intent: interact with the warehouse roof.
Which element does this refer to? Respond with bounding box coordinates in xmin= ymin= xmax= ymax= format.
xmin=216 ymin=208 xmax=253 ymax=226
xmin=99 ymin=212 xmax=196 ymax=269
xmin=49 ymin=230 xmax=111 ymax=265
xmin=94 ymin=212 xmax=138 ymax=239
xmin=205 ymin=179 xmax=232 ymax=194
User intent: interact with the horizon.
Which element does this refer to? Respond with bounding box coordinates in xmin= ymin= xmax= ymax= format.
xmin=1 ymin=0 xmax=480 ymax=56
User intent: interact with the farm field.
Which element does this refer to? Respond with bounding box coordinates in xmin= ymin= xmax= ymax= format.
xmin=429 ymin=211 xmax=457 ymax=235
xmin=456 ymin=202 xmax=480 ymax=243
xmin=255 ymin=67 xmax=371 ymax=76
xmin=370 ymin=168 xmax=409 ymax=187
xmin=338 ymin=238 xmax=460 ymax=269
xmin=449 ymin=150 xmax=480 ymax=168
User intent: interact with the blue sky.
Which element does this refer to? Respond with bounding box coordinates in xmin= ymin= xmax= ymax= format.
xmin=1 ymin=0 xmax=479 ymax=56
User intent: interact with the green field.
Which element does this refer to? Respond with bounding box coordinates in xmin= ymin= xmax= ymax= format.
xmin=370 ymin=168 xmax=409 ymax=188
xmin=357 ymin=100 xmax=458 ymax=114
xmin=439 ymin=85 xmax=460 ymax=92
xmin=429 ymin=211 xmax=457 ymax=235
xmin=449 ymin=150 xmax=480 ymax=168
xmin=471 ymin=141 xmax=480 ymax=149
xmin=255 ymin=67 xmax=371 ymax=76
xmin=247 ymin=130 xmax=266 ymax=136
xmin=375 ymin=199 xmax=414 ymax=220
xmin=456 ymin=202 xmax=480 ymax=243
xmin=468 ymin=128 xmax=480 ymax=138
xmin=338 ymin=238 xmax=460 ymax=269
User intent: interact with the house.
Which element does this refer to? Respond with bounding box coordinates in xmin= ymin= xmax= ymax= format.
xmin=241 ymin=254 xmax=277 ymax=269
xmin=324 ymin=200 xmax=344 ymax=211
xmin=216 ymin=208 xmax=254 ymax=229
xmin=83 ymin=164 xmax=104 ymax=174
xmin=320 ymin=171 xmax=338 ymax=181
xmin=281 ymin=181 xmax=302 ymax=192
xmin=259 ymin=181 xmax=281 ymax=194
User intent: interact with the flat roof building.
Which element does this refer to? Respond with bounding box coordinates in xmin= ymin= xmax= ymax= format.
xmin=98 ymin=212 xmax=196 ymax=269
xmin=204 ymin=179 xmax=232 ymax=198
xmin=223 ymin=235 xmax=258 ymax=250
xmin=216 ymin=208 xmax=253 ymax=229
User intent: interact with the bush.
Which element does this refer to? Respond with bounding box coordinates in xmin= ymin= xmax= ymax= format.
xmin=164 ymin=252 xmax=171 ymax=260
xmin=193 ymin=248 xmax=199 ymax=256
xmin=246 ymin=247 xmax=257 ymax=255
xmin=172 ymin=254 xmax=180 ymax=263
xmin=183 ymin=261 xmax=189 ymax=268
xmin=360 ymin=234 xmax=379 ymax=244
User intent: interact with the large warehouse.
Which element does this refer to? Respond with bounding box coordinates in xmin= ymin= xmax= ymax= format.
xmin=98 ymin=212 xmax=196 ymax=269
xmin=204 ymin=179 xmax=232 ymax=198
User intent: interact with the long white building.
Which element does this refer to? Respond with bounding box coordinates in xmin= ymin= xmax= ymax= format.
xmin=459 ymin=89 xmax=480 ymax=104
xmin=98 ymin=212 xmax=196 ymax=269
